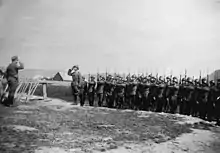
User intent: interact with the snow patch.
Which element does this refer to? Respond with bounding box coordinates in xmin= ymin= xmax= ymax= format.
xmin=9 ymin=125 xmax=38 ymax=131
xmin=94 ymin=129 xmax=216 ymax=153
xmin=35 ymin=147 xmax=68 ymax=153
xmin=14 ymin=111 xmax=32 ymax=114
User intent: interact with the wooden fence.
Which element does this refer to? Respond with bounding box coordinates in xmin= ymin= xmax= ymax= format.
xmin=11 ymin=78 xmax=49 ymax=103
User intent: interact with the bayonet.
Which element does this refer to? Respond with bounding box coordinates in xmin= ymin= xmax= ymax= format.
xmin=199 ymin=70 xmax=202 ymax=84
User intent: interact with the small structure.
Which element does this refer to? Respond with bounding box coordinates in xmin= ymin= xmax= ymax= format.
xmin=53 ymin=72 xmax=72 ymax=82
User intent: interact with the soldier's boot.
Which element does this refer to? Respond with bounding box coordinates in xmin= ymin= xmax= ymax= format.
xmin=155 ymin=97 xmax=164 ymax=112
xmin=107 ymin=95 xmax=114 ymax=108
xmin=207 ymin=103 xmax=214 ymax=122
xmin=142 ymin=97 xmax=148 ymax=111
xmin=106 ymin=96 xmax=111 ymax=108
xmin=132 ymin=95 xmax=137 ymax=110
xmin=88 ymin=93 xmax=94 ymax=106
xmin=97 ymin=94 xmax=103 ymax=107
xmin=116 ymin=97 xmax=121 ymax=109
xmin=80 ymin=94 xmax=86 ymax=106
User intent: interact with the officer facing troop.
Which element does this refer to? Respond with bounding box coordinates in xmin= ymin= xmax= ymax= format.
xmin=68 ymin=65 xmax=82 ymax=105
xmin=5 ymin=56 xmax=24 ymax=107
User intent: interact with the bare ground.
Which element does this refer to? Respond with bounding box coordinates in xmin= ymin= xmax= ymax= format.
xmin=0 ymin=97 xmax=220 ymax=153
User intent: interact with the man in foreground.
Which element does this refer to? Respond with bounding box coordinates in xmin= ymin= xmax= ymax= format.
xmin=5 ymin=56 xmax=24 ymax=107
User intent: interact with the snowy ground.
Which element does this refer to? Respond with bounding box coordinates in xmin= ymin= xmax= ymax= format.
xmin=0 ymin=96 xmax=220 ymax=153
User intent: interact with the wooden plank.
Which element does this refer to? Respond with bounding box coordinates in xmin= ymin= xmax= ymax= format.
xmin=42 ymin=83 xmax=47 ymax=99
xmin=30 ymin=82 xmax=39 ymax=96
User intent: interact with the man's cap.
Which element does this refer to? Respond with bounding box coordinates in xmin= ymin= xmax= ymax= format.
xmin=72 ymin=65 xmax=79 ymax=70
xmin=194 ymin=79 xmax=200 ymax=83
xmin=11 ymin=56 xmax=18 ymax=61
xmin=210 ymin=80 xmax=215 ymax=84
xmin=202 ymin=78 xmax=207 ymax=83
xmin=166 ymin=76 xmax=171 ymax=80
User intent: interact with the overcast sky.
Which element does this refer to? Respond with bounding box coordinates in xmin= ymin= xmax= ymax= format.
xmin=0 ymin=0 xmax=220 ymax=77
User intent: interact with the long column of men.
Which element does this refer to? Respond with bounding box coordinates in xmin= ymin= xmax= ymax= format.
xmin=73 ymin=72 xmax=220 ymax=126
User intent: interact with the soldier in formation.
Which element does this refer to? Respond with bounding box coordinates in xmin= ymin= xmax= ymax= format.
xmin=68 ymin=68 xmax=220 ymax=125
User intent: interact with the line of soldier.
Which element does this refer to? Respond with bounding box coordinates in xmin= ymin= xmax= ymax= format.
xmin=67 ymin=66 xmax=220 ymax=125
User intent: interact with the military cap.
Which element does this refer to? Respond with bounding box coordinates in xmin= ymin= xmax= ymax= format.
xmin=100 ymin=76 xmax=105 ymax=81
xmin=159 ymin=76 xmax=164 ymax=81
xmin=202 ymin=78 xmax=207 ymax=84
xmin=210 ymin=80 xmax=215 ymax=86
xmin=107 ymin=74 xmax=112 ymax=78
xmin=166 ymin=76 xmax=171 ymax=80
xmin=187 ymin=77 xmax=193 ymax=83
xmin=150 ymin=77 xmax=156 ymax=83
xmin=182 ymin=78 xmax=186 ymax=82
xmin=194 ymin=79 xmax=200 ymax=84
xmin=172 ymin=77 xmax=178 ymax=83
xmin=90 ymin=75 xmax=95 ymax=79
xmin=72 ymin=65 xmax=79 ymax=70
xmin=11 ymin=56 xmax=18 ymax=61
xmin=131 ymin=74 xmax=137 ymax=78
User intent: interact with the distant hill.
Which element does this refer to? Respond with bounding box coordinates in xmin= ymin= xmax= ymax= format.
xmin=0 ymin=67 xmax=123 ymax=79
xmin=19 ymin=69 xmax=92 ymax=79
xmin=19 ymin=69 xmax=60 ymax=79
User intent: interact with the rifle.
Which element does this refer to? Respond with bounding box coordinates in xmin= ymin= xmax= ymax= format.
xmin=105 ymin=68 xmax=108 ymax=80
xmin=97 ymin=68 xmax=99 ymax=82
xmin=199 ymin=70 xmax=202 ymax=84
xmin=179 ymin=74 xmax=182 ymax=85
xmin=88 ymin=73 xmax=91 ymax=82
xmin=156 ymin=72 xmax=159 ymax=83
xmin=207 ymin=69 xmax=209 ymax=85
xmin=170 ymin=70 xmax=173 ymax=85
xmin=184 ymin=69 xmax=187 ymax=80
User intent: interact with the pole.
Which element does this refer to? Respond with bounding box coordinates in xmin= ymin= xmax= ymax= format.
xmin=105 ymin=68 xmax=108 ymax=80
xmin=199 ymin=70 xmax=202 ymax=84
xmin=184 ymin=69 xmax=187 ymax=80
xmin=207 ymin=68 xmax=209 ymax=84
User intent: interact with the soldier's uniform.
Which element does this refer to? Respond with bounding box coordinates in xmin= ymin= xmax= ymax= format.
xmin=96 ymin=76 xmax=105 ymax=107
xmin=215 ymin=79 xmax=220 ymax=125
xmin=207 ymin=80 xmax=218 ymax=121
xmin=68 ymin=65 xmax=82 ymax=104
xmin=198 ymin=79 xmax=210 ymax=119
xmin=168 ymin=77 xmax=180 ymax=114
xmin=136 ymin=76 xmax=144 ymax=110
xmin=79 ymin=76 xmax=87 ymax=106
xmin=5 ymin=56 xmax=24 ymax=106
xmin=115 ymin=77 xmax=126 ymax=109
xmin=88 ymin=76 xmax=96 ymax=106
xmin=148 ymin=77 xmax=157 ymax=111
xmin=124 ymin=75 xmax=131 ymax=108
xmin=128 ymin=75 xmax=138 ymax=110
xmin=179 ymin=78 xmax=187 ymax=115
xmin=104 ymin=75 xmax=115 ymax=108
xmin=183 ymin=78 xmax=195 ymax=115
xmin=141 ymin=77 xmax=151 ymax=111
xmin=155 ymin=79 xmax=166 ymax=113
xmin=191 ymin=79 xmax=201 ymax=117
